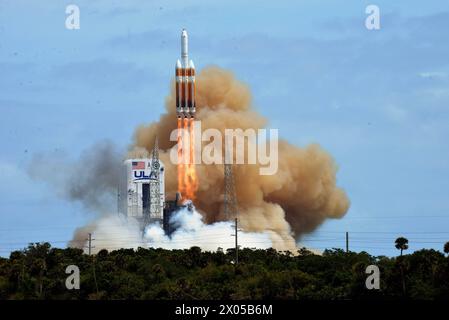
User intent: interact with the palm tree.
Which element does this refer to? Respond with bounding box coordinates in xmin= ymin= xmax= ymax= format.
xmin=395 ymin=237 xmax=409 ymax=256
xmin=444 ymin=242 xmax=449 ymax=256
xmin=394 ymin=237 xmax=409 ymax=296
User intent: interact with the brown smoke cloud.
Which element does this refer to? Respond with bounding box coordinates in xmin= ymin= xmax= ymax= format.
xmin=129 ymin=66 xmax=350 ymax=250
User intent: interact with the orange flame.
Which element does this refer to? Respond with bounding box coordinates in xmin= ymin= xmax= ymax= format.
xmin=177 ymin=117 xmax=198 ymax=201
xmin=187 ymin=117 xmax=198 ymax=199
xmin=177 ymin=118 xmax=185 ymax=196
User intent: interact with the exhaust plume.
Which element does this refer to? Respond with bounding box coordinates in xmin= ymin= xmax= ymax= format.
xmin=70 ymin=207 xmax=273 ymax=254
xmin=129 ymin=66 xmax=350 ymax=250
xmin=28 ymin=141 xmax=122 ymax=213
xmin=29 ymin=66 xmax=349 ymax=252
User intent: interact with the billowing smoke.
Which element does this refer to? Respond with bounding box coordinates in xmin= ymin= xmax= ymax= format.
xmin=69 ymin=214 xmax=144 ymax=251
xmin=128 ymin=66 xmax=350 ymax=250
xmin=28 ymin=141 xmax=123 ymax=213
xmin=70 ymin=207 xmax=273 ymax=254
xmin=29 ymin=66 xmax=349 ymax=252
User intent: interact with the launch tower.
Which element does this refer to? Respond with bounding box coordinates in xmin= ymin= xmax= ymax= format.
xmin=118 ymin=142 xmax=165 ymax=229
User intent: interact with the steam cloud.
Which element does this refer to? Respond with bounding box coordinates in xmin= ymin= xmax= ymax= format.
xmin=30 ymin=66 xmax=350 ymax=253
xmin=69 ymin=207 xmax=273 ymax=254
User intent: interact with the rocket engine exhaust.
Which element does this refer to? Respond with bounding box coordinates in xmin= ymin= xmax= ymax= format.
xmin=30 ymin=29 xmax=351 ymax=253
xmin=130 ymin=64 xmax=351 ymax=251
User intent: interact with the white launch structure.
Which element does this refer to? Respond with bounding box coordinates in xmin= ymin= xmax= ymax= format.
xmin=118 ymin=145 xmax=165 ymax=227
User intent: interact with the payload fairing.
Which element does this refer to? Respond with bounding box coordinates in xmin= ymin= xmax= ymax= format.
xmin=176 ymin=29 xmax=196 ymax=118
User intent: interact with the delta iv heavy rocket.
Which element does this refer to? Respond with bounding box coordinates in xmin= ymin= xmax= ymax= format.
xmin=176 ymin=29 xmax=196 ymax=118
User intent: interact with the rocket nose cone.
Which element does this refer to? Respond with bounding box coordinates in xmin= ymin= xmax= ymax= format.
xmin=176 ymin=60 xmax=182 ymax=68
xmin=181 ymin=29 xmax=188 ymax=38
xmin=189 ymin=60 xmax=195 ymax=69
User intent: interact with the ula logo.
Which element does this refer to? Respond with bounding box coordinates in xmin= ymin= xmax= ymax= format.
xmin=133 ymin=171 xmax=157 ymax=180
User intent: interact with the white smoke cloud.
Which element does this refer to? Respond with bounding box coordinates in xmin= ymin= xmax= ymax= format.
xmin=79 ymin=207 xmax=273 ymax=254
xmin=85 ymin=215 xmax=146 ymax=252
xmin=145 ymin=208 xmax=272 ymax=251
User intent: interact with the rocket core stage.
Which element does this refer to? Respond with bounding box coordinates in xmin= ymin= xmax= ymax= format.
xmin=176 ymin=29 xmax=198 ymax=201
xmin=176 ymin=29 xmax=196 ymax=119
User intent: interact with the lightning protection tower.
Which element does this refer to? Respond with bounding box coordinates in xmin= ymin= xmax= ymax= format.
xmin=224 ymin=164 xmax=239 ymax=220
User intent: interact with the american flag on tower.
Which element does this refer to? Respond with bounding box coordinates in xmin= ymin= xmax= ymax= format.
xmin=132 ymin=161 xmax=145 ymax=170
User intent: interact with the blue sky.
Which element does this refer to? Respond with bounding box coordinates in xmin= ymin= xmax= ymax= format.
xmin=1 ymin=0 xmax=448 ymax=257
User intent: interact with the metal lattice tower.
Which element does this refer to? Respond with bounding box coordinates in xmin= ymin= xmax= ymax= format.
xmin=224 ymin=164 xmax=238 ymax=220
xmin=146 ymin=137 xmax=162 ymax=223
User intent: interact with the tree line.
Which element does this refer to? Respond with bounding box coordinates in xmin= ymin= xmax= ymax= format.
xmin=0 ymin=238 xmax=449 ymax=299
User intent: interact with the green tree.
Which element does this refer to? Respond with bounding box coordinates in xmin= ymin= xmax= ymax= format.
xmin=395 ymin=237 xmax=409 ymax=256
xmin=444 ymin=242 xmax=449 ymax=256
xmin=25 ymin=242 xmax=51 ymax=298
xmin=2 ymin=243 xmax=449 ymax=300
